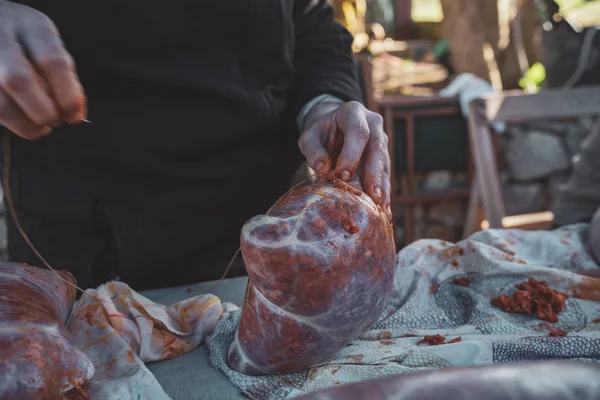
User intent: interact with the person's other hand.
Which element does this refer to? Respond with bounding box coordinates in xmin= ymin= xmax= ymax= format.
xmin=0 ymin=1 xmax=86 ymax=140
xmin=299 ymin=101 xmax=392 ymax=221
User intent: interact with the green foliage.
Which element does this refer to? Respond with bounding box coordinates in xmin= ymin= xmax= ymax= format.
xmin=554 ymin=0 xmax=588 ymax=12
xmin=518 ymin=63 xmax=546 ymax=93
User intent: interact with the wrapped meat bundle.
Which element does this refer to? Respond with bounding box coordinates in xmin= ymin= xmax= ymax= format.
xmin=0 ymin=262 xmax=95 ymax=399
xmin=228 ymin=176 xmax=396 ymax=375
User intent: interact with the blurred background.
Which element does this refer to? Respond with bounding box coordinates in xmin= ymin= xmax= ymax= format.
xmin=324 ymin=0 xmax=600 ymax=249
xmin=331 ymin=0 xmax=600 ymax=91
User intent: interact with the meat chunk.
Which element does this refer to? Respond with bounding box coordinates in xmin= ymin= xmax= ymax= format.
xmin=0 ymin=263 xmax=94 ymax=399
xmin=491 ymin=278 xmax=568 ymax=323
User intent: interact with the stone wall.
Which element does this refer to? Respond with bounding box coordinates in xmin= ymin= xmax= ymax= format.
xmin=394 ymin=117 xmax=595 ymax=248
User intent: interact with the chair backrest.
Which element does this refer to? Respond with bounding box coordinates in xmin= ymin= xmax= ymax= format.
xmin=468 ymin=85 xmax=600 ymax=229
xmin=483 ymin=85 xmax=600 ymax=124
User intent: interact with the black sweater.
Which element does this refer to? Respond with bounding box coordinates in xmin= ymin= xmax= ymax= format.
xmin=13 ymin=0 xmax=362 ymax=170
xmin=4 ymin=0 xmax=363 ymax=287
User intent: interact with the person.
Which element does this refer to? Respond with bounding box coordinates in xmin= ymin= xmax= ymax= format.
xmin=0 ymin=0 xmax=391 ymax=290
xmin=552 ymin=118 xmax=600 ymax=228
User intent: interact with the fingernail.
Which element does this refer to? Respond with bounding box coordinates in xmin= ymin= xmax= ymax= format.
xmin=67 ymin=108 xmax=86 ymax=125
xmin=374 ymin=186 xmax=382 ymax=199
xmin=341 ymin=170 xmax=352 ymax=181
xmin=67 ymin=115 xmax=82 ymax=125
xmin=386 ymin=205 xmax=392 ymax=216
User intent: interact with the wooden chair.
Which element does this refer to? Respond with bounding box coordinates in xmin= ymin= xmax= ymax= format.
xmin=378 ymin=95 xmax=470 ymax=245
xmin=358 ymin=51 xmax=471 ymax=246
xmin=464 ymin=85 xmax=600 ymax=237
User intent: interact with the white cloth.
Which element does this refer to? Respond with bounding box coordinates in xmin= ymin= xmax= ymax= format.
xmin=206 ymin=224 xmax=600 ymax=400
xmin=439 ymin=73 xmax=494 ymax=116
xmin=67 ymin=281 xmax=238 ymax=399
xmin=438 ymin=73 xmax=506 ymax=133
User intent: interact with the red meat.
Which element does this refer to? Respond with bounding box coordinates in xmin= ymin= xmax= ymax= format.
xmin=228 ymin=176 xmax=396 ymax=375
xmin=0 ymin=263 xmax=94 ymax=399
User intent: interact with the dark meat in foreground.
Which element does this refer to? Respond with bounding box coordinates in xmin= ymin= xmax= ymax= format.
xmin=294 ymin=361 xmax=600 ymax=400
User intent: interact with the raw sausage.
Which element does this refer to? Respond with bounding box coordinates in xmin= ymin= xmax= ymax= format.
xmin=0 ymin=262 xmax=94 ymax=399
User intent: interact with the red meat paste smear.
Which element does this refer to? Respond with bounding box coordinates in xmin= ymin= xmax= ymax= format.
xmin=548 ymin=329 xmax=567 ymax=337
xmin=453 ymin=277 xmax=471 ymax=287
xmin=320 ymin=172 xmax=363 ymax=197
xmin=491 ymin=278 xmax=568 ymax=323
xmin=341 ymin=217 xmax=361 ymax=235
xmin=417 ymin=335 xmax=462 ymax=346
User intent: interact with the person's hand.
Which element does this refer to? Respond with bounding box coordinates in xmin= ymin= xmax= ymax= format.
xmin=299 ymin=100 xmax=392 ymax=220
xmin=0 ymin=1 xmax=86 ymax=140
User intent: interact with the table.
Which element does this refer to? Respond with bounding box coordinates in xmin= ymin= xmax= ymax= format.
xmin=142 ymin=277 xmax=249 ymax=400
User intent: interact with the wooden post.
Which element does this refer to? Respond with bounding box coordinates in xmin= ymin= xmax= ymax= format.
xmin=395 ymin=0 xmax=413 ymax=39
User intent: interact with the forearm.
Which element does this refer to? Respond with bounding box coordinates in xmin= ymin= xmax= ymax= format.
xmin=297 ymin=95 xmax=344 ymax=131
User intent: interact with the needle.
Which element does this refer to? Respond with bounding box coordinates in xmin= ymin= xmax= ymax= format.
xmin=81 ymin=119 xmax=92 ymax=124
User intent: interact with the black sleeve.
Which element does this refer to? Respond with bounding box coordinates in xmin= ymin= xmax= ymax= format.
xmin=287 ymin=0 xmax=364 ymax=125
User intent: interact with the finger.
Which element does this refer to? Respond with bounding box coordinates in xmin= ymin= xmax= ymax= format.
xmin=380 ymin=131 xmax=392 ymax=221
xmin=325 ymin=129 xmax=344 ymax=167
xmin=363 ymin=135 xmax=386 ymax=205
xmin=0 ymin=43 xmax=61 ymax=127
xmin=298 ymin=124 xmax=333 ymax=174
xmin=353 ymin=156 xmax=366 ymax=183
xmin=363 ymin=112 xmax=392 ymax=219
xmin=333 ymin=103 xmax=371 ymax=181
xmin=21 ymin=22 xmax=87 ymax=124
xmin=0 ymin=89 xmax=52 ymax=140
xmin=381 ymin=168 xmax=392 ymax=222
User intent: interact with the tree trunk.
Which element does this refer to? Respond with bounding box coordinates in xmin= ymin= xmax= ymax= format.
xmin=440 ymin=0 xmax=542 ymax=90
